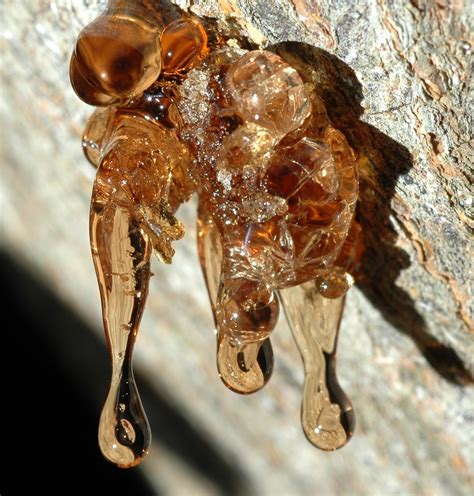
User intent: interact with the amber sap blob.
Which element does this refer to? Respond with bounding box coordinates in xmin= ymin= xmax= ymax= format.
xmin=160 ymin=18 xmax=208 ymax=75
xmin=70 ymin=9 xmax=163 ymax=106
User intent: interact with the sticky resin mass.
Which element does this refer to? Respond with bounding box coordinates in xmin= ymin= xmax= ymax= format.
xmin=179 ymin=47 xmax=361 ymax=447
xmin=70 ymin=2 xmax=361 ymax=467
xmin=178 ymin=48 xmax=359 ymax=337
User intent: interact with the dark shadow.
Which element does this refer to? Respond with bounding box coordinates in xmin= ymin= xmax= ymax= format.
xmin=271 ymin=42 xmax=471 ymax=385
xmin=0 ymin=251 xmax=252 ymax=495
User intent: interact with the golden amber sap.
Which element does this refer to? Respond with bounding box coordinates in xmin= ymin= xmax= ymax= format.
xmin=70 ymin=3 xmax=361 ymax=467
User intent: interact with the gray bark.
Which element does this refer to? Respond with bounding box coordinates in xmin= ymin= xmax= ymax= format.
xmin=1 ymin=0 xmax=472 ymax=495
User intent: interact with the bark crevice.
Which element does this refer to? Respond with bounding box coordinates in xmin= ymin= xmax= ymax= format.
xmin=273 ymin=41 xmax=471 ymax=384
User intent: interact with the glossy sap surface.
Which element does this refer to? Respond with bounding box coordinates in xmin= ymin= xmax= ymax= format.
xmin=71 ymin=14 xmax=162 ymax=106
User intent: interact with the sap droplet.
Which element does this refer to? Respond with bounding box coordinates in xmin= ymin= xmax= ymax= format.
xmin=225 ymin=50 xmax=311 ymax=138
xmin=316 ymin=269 xmax=354 ymax=299
xmin=216 ymin=278 xmax=280 ymax=344
xmin=160 ymin=18 xmax=208 ymax=74
xmin=120 ymin=323 xmax=132 ymax=332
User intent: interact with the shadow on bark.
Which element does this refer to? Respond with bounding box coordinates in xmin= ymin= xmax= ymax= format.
xmin=272 ymin=42 xmax=471 ymax=385
xmin=0 ymin=252 xmax=252 ymax=495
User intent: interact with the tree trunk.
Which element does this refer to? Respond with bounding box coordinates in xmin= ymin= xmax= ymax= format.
xmin=1 ymin=0 xmax=472 ymax=494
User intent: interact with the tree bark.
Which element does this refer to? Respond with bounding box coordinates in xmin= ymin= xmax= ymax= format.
xmin=1 ymin=0 xmax=472 ymax=494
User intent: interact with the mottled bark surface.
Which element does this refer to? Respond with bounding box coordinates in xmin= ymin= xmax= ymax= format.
xmin=1 ymin=1 xmax=472 ymax=495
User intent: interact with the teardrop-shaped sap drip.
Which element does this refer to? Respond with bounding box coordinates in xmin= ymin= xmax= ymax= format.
xmin=99 ymin=358 xmax=150 ymax=467
xmin=197 ymin=202 xmax=274 ymax=394
xmin=217 ymin=334 xmax=274 ymax=394
xmin=90 ymin=179 xmax=152 ymax=467
xmin=279 ymin=282 xmax=355 ymax=450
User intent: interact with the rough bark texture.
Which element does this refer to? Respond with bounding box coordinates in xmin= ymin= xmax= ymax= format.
xmin=1 ymin=1 xmax=472 ymax=495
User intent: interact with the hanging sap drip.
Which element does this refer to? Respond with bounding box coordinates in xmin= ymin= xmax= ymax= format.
xmin=280 ymin=284 xmax=355 ymax=450
xmin=90 ymin=199 xmax=152 ymax=467
xmin=197 ymin=202 xmax=274 ymax=394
